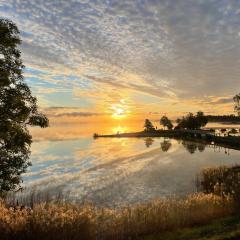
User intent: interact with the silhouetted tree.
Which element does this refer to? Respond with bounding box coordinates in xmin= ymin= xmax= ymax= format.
xmin=182 ymin=141 xmax=197 ymax=154
xmin=197 ymin=144 xmax=206 ymax=152
xmin=196 ymin=111 xmax=208 ymax=128
xmin=144 ymin=137 xmax=154 ymax=148
xmin=206 ymin=114 xmax=240 ymax=122
xmin=144 ymin=119 xmax=155 ymax=131
xmin=234 ymin=93 xmax=240 ymax=116
xmin=160 ymin=140 xmax=172 ymax=152
xmin=176 ymin=111 xmax=208 ymax=130
xmin=0 ymin=19 xmax=48 ymax=195
xmin=160 ymin=116 xmax=173 ymax=130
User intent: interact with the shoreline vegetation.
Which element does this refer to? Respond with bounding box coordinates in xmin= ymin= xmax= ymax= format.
xmin=94 ymin=112 xmax=240 ymax=151
xmin=206 ymin=115 xmax=240 ymax=123
xmin=0 ymin=193 xmax=234 ymax=240
xmin=1 ymin=165 xmax=240 ymax=240
xmin=94 ymin=129 xmax=240 ymax=151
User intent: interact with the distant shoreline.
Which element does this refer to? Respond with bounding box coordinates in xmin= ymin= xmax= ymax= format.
xmin=94 ymin=129 xmax=240 ymax=151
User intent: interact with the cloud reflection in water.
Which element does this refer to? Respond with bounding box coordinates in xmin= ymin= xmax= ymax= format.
xmin=20 ymin=123 xmax=240 ymax=207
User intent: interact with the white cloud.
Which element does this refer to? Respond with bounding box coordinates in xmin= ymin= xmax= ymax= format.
xmin=0 ymin=0 xmax=239 ymax=112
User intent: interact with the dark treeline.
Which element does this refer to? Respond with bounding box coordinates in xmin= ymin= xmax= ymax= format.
xmin=206 ymin=115 xmax=240 ymax=123
xmin=144 ymin=112 xmax=208 ymax=131
xmin=176 ymin=111 xmax=208 ymax=130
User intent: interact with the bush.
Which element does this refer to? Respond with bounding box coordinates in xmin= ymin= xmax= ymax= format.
xmin=197 ymin=165 xmax=240 ymax=211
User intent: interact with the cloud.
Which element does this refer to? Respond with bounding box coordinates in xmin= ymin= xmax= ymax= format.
xmin=53 ymin=112 xmax=103 ymax=117
xmin=43 ymin=106 xmax=105 ymax=117
xmin=213 ymin=97 xmax=233 ymax=104
xmin=0 ymin=0 xmax=239 ymax=115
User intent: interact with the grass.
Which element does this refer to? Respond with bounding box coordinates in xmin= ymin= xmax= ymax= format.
xmin=197 ymin=165 xmax=240 ymax=194
xmin=143 ymin=216 xmax=240 ymax=240
xmin=197 ymin=164 xmax=240 ymax=211
xmin=0 ymin=193 xmax=233 ymax=240
xmin=1 ymin=164 xmax=240 ymax=239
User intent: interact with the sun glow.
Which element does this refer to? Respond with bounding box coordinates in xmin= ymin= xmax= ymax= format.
xmin=112 ymin=125 xmax=128 ymax=134
xmin=110 ymin=99 xmax=129 ymax=119
xmin=112 ymin=107 xmax=125 ymax=118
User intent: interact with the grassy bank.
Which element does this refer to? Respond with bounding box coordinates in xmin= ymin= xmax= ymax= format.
xmin=144 ymin=216 xmax=240 ymax=240
xmin=2 ymin=165 xmax=240 ymax=239
xmin=0 ymin=193 xmax=233 ymax=240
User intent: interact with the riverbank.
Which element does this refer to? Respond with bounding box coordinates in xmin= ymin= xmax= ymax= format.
xmin=94 ymin=129 xmax=240 ymax=150
xmin=3 ymin=164 xmax=240 ymax=240
xmin=0 ymin=193 xmax=233 ymax=240
xmin=144 ymin=216 xmax=240 ymax=240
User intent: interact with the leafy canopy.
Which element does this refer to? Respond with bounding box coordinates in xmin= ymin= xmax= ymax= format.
xmin=0 ymin=19 xmax=49 ymax=194
xmin=160 ymin=116 xmax=173 ymax=130
xmin=144 ymin=119 xmax=155 ymax=131
xmin=176 ymin=111 xmax=208 ymax=130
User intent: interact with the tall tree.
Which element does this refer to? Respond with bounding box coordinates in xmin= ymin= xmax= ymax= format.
xmin=176 ymin=111 xmax=208 ymax=130
xmin=233 ymin=93 xmax=240 ymax=116
xmin=160 ymin=116 xmax=173 ymax=130
xmin=196 ymin=111 xmax=208 ymax=128
xmin=0 ymin=19 xmax=48 ymax=195
xmin=144 ymin=119 xmax=155 ymax=131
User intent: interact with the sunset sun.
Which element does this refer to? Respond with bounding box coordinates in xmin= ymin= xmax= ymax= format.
xmin=110 ymin=101 xmax=128 ymax=119
xmin=112 ymin=107 xmax=125 ymax=118
xmin=1 ymin=1 xmax=240 ymax=239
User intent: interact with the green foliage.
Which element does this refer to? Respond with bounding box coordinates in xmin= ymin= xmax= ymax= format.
xmin=144 ymin=217 xmax=240 ymax=240
xmin=176 ymin=111 xmax=208 ymax=130
xmin=0 ymin=19 xmax=49 ymax=194
xmin=198 ymin=165 xmax=240 ymax=210
xmin=160 ymin=116 xmax=173 ymax=130
xmin=144 ymin=119 xmax=155 ymax=131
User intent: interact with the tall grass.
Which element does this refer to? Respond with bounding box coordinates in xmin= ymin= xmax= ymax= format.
xmin=0 ymin=193 xmax=233 ymax=240
xmin=197 ymin=164 xmax=240 ymax=209
xmin=6 ymin=188 xmax=68 ymax=208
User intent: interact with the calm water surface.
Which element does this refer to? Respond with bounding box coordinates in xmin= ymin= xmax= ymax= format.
xmin=22 ymin=122 xmax=240 ymax=207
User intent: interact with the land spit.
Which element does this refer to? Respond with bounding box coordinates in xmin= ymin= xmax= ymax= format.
xmin=94 ymin=129 xmax=240 ymax=151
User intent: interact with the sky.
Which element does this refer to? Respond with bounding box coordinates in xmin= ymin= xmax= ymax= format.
xmin=0 ymin=0 xmax=239 ymax=121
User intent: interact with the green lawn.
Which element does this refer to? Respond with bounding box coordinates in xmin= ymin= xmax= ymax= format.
xmin=143 ymin=216 xmax=240 ymax=240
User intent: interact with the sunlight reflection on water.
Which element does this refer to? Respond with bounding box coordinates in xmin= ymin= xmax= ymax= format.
xmin=21 ymin=122 xmax=240 ymax=207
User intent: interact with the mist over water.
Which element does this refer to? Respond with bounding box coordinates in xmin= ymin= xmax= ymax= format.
xmin=22 ymin=121 xmax=240 ymax=207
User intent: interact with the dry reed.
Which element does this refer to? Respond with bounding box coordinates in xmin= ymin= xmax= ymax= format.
xmin=0 ymin=193 xmax=233 ymax=240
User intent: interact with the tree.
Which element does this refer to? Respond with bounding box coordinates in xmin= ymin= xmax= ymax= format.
xmin=182 ymin=141 xmax=198 ymax=154
xmin=144 ymin=119 xmax=155 ymax=131
xmin=233 ymin=93 xmax=240 ymax=116
xmin=160 ymin=116 xmax=173 ymax=130
xmin=196 ymin=111 xmax=208 ymax=128
xmin=144 ymin=137 xmax=154 ymax=148
xmin=167 ymin=121 xmax=173 ymax=130
xmin=176 ymin=111 xmax=208 ymax=130
xmin=160 ymin=140 xmax=172 ymax=152
xmin=0 ymin=19 xmax=48 ymax=195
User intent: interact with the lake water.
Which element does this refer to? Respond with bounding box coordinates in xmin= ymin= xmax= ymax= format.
xmin=20 ymin=121 xmax=240 ymax=207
